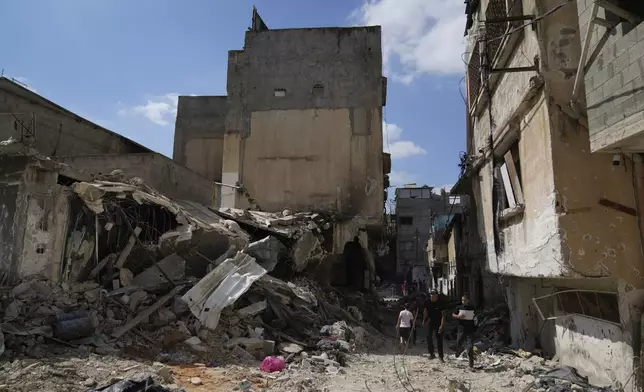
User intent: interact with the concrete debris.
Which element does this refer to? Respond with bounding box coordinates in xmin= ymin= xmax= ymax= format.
xmin=244 ymin=236 xmax=285 ymax=272
xmin=236 ymin=300 xmax=267 ymax=318
xmin=0 ymin=173 xmax=386 ymax=391
xmin=131 ymin=254 xmax=186 ymax=288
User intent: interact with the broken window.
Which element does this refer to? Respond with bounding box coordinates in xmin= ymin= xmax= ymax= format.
xmin=604 ymin=0 xmax=644 ymax=35
xmin=274 ymin=88 xmax=286 ymax=97
xmin=397 ymin=189 xmax=411 ymax=199
xmin=498 ymin=141 xmax=523 ymax=210
xmin=399 ymin=216 xmax=413 ymax=225
xmin=533 ymin=289 xmax=621 ymax=325
xmin=312 ymin=84 xmax=324 ymax=96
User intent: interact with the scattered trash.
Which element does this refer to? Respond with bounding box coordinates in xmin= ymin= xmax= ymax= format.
xmin=260 ymin=356 xmax=286 ymax=373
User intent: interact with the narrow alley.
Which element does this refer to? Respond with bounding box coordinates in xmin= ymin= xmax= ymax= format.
xmin=2 ymin=0 xmax=644 ymax=391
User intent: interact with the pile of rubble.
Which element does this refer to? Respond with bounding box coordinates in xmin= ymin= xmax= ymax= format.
xmin=0 ymin=173 xmax=384 ymax=390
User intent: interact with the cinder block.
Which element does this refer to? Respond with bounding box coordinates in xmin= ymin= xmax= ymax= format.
xmin=586 ymin=85 xmax=604 ymax=106
xmin=622 ymin=61 xmax=641 ymax=85
xmin=622 ymin=96 xmax=641 ymax=118
xmin=603 ymin=73 xmax=623 ymax=95
xmin=628 ymin=39 xmax=644 ymax=65
xmin=611 ymin=51 xmax=631 ymax=76
xmin=592 ymin=66 xmax=610 ymax=88
xmin=605 ymin=105 xmax=626 ymax=127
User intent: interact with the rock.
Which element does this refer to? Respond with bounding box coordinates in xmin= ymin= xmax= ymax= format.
xmin=190 ymin=377 xmax=202 ymax=386
xmin=132 ymin=254 xmax=186 ymax=289
xmin=278 ymin=343 xmax=303 ymax=354
xmin=152 ymin=307 xmax=176 ymax=326
xmin=320 ymin=321 xmax=352 ymax=341
xmin=225 ymin=337 xmax=265 ymax=352
xmin=82 ymin=378 xmax=97 ymax=387
xmin=4 ymin=301 xmax=21 ymax=322
xmin=317 ymin=338 xmax=351 ymax=352
xmin=119 ymin=268 xmax=134 ymax=287
xmin=84 ymin=288 xmax=101 ymax=303
xmin=236 ymin=301 xmax=267 ymax=319
xmin=228 ymin=326 xmax=243 ymax=338
xmin=163 ymin=323 xmax=193 ymax=348
xmin=106 ymin=309 xmax=115 ymax=319
xmin=157 ymin=366 xmax=174 ymax=383
xmin=171 ymin=297 xmax=190 ymax=317
xmin=129 ymin=291 xmax=148 ymax=311
xmin=347 ymin=306 xmax=363 ymax=321
xmin=350 ymin=327 xmax=367 ymax=346
xmin=95 ymin=345 xmax=120 ymax=356
xmin=248 ymin=327 xmax=264 ymax=339
xmin=198 ymin=329 xmax=209 ymax=341
xmin=232 ymin=345 xmax=255 ymax=361
xmin=263 ymin=340 xmax=275 ymax=356
xmin=228 ymin=316 xmax=240 ymax=326
xmin=521 ymin=375 xmax=535 ymax=384
xmin=184 ymin=336 xmax=207 ymax=353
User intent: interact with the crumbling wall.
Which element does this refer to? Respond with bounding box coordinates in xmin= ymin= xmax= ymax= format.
xmin=56 ymin=153 xmax=216 ymax=207
xmin=540 ymin=1 xmax=644 ymax=289
xmin=555 ymin=315 xmax=632 ymax=387
xmin=0 ymin=156 xmax=73 ymax=282
xmin=173 ymin=96 xmax=227 ymax=182
xmin=224 ymin=27 xmax=385 ymax=221
xmin=0 ymin=156 xmax=27 ymax=280
xmin=0 ymin=80 xmax=148 ymax=156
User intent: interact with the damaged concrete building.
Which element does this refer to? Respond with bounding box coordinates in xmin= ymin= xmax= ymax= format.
xmin=173 ymin=9 xmax=389 ymax=290
xmin=458 ymin=0 xmax=644 ymax=388
xmin=394 ymin=185 xmax=458 ymax=287
xmin=0 ymin=77 xmax=217 ymax=206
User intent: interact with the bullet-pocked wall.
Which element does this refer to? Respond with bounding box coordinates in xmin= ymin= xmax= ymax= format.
xmin=173 ymin=96 xmax=227 ymax=182
xmin=223 ymin=27 xmax=386 ymax=221
xmin=0 ymin=78 xmax=149 ymax=156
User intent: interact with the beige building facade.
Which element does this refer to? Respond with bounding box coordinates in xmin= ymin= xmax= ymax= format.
xmin=462 ymin=0 xmax=644 ymax=388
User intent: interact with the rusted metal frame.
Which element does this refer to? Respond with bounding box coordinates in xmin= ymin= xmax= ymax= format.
xmin=532 ymin=289 xmax=622 ymax=327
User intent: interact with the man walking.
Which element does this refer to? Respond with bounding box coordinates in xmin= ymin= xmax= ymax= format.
xmin=422 ymin=289 xmax=444 ymax=361
xmin=453 ymin=294 xmax=476 ymax=368
xmin=396 ymin=303 xmax=414 ymax=352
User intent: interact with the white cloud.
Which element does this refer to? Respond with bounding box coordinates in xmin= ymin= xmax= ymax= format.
xmin=383 ymin=121 xmax=426 ymax=159
xmin=352 ymin=0 xmax=465 ymax=82
xmin=119 ymin=93 xmax=179 ymax=126
xmin=389 ymin=171 xmax=417 ymax=187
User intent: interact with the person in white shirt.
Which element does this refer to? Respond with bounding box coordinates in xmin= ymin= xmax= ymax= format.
xmin=397 ymin=302 xmax=414 ymax=351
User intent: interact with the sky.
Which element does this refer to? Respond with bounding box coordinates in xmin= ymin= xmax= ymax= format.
xmin=2 ymin=0 xmax=467 ymax=192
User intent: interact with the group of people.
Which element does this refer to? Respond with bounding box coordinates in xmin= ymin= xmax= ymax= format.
xmin=396 ymin=291 xmax=476 ymax=368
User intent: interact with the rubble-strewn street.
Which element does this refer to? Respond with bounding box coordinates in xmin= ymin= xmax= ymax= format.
xmin=4 ymin=0 xmax=644 ymax=391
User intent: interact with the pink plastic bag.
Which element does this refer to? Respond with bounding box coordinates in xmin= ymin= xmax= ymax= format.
xmin=260 ymin=356 xmax=286 ymax=373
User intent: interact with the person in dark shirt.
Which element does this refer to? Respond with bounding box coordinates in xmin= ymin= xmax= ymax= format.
xmin=452 ymin=294 xmax=476 ymax=368
xmin=410 ymin=294 xmax=425 ymax=346
xmin=422 ymin=290 xmax=444 ymax=361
